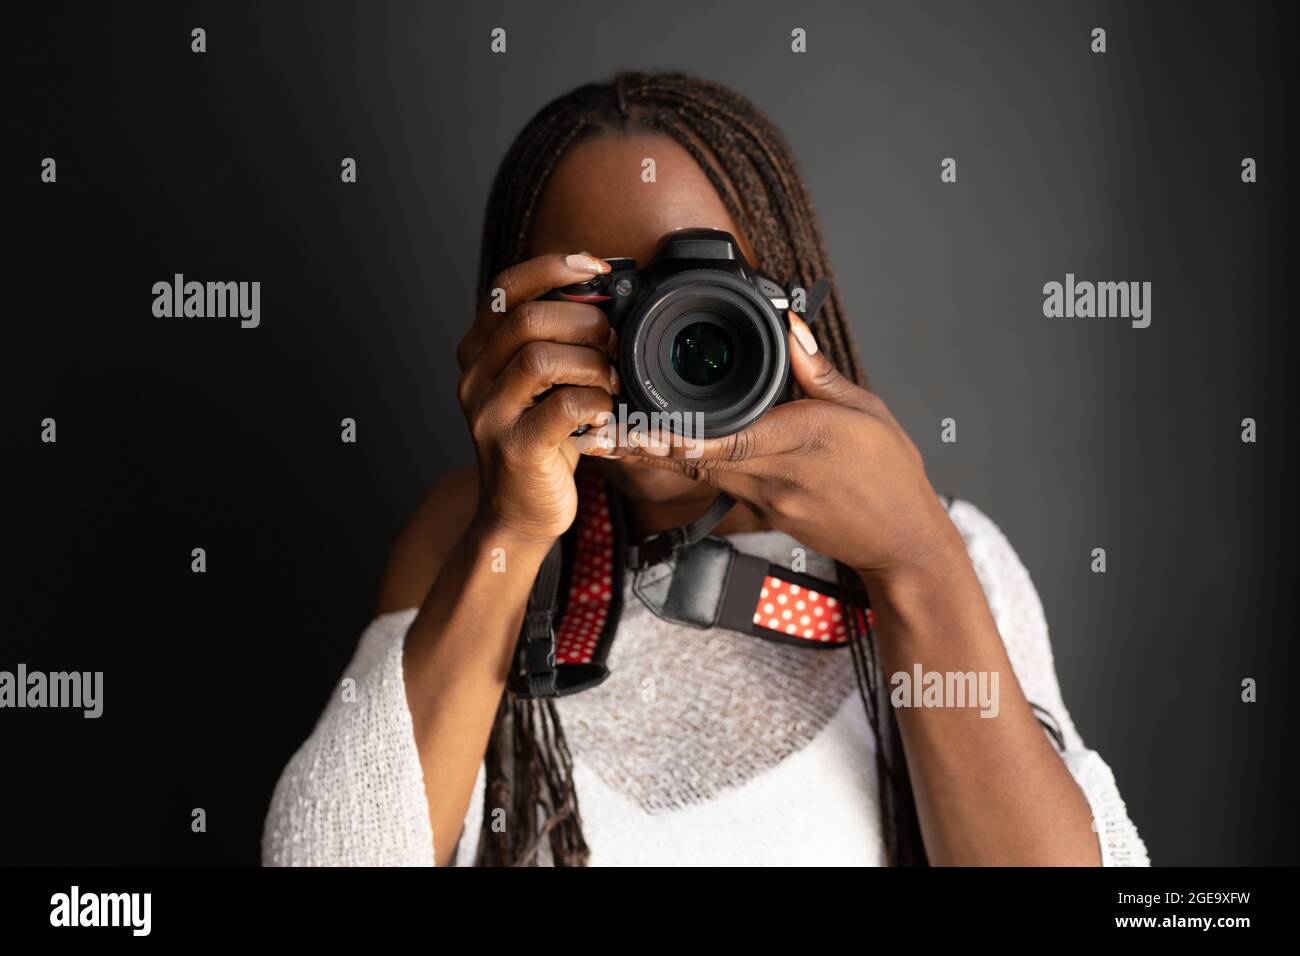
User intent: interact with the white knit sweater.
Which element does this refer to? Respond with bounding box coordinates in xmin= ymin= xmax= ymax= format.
xmin=262 ymin=500 xmax=1149 ymax=866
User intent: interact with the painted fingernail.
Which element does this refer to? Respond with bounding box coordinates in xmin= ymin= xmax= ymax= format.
xmin=565 ymin=253 xmax=610 ymax=274
xmin=788 ymin=311 xmax=818 ymax=355
xmin=634 ymin=429 xmax=672 ymax=457
xmin=575 ymin=431 xmax=614 ymax=455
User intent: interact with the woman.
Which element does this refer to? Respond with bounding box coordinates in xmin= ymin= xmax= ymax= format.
xmin=262 ymin=72 xmax=1147 ymax=867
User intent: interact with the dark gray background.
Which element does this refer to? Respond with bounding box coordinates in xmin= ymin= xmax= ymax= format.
xmin=7 ymin=0 xmax=1295 ymax=865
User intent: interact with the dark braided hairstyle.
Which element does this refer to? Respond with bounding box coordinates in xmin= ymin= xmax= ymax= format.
xmin=473 ymin=71 xmax=927 ymax=867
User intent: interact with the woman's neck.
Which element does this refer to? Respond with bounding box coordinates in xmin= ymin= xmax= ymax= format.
xmin=624 ymin=490 xmax=768 ymax=541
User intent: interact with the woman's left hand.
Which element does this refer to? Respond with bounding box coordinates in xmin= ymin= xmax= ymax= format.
xmin=622 ymin=312 xmax=964 ymax=585
xmin=624 ymin=313 xmax=1107 ymax=867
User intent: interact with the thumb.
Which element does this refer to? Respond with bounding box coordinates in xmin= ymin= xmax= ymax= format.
xmin=785 ymin=310 xmax=861 ymax=406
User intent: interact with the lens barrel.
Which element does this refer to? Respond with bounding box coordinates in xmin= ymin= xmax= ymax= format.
xmin=620 ymin=270 xmax=788 ymax=439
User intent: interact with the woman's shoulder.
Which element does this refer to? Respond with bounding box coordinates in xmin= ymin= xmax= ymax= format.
xmin=944 ymin=496 xmax=1014 ymax=553
xmin=375 ymin=466 xmax=480 ymax=614
xmin=941 ymin=495 xmax=1044 ymax=620
xmin=941 ymin=495 xmax=1066 ymax=709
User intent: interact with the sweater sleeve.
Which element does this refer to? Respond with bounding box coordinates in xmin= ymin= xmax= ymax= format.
xmin=261 ymin=609 xmax=437 ymax=866
xmin=947 ymin=499 xmax=1150 ymax=866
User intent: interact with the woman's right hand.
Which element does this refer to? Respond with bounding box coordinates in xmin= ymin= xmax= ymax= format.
xmin=456 ymin=252 xmax=619 ymax=547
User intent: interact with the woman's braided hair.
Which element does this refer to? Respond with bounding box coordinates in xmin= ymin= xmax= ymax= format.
xmin=474 ymin=71 xmax=926 ymax=867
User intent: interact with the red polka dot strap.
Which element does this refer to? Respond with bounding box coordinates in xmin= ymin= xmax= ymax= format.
xmin=554 ymin=469 xmax=622 ymax=669
xmin=749 ymin=573 xmax=870 ymax=646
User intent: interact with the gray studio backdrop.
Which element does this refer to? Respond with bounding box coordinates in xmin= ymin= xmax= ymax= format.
xmin=253 ymin=1 xmax=1291 ymax=863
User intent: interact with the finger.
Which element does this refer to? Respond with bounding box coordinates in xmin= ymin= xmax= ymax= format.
xmin=459 ymin=300 xmax=611 ymax=410
xmin=459 ymin=252 xmax=610 ymax=369
xmin=518 ymin=386 xmax=615 ymax=452
xmin=785 ymin=310 xmax=874 ymax=411
xmin=480 ymin=341 xmax=616 ymax=423
xmin=623 ymin=407 xmax=807 ymax=466
xmin=618 ymin=446 xmax=759 ymax=498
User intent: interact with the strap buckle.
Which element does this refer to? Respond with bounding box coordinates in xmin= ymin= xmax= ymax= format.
xmin=523 ymin=638 xmax=556 ymax=676
xmin=517 ymin=609 xmax=558 ymax=697
xmin=626 ymin=526 xmax=686 ymax=570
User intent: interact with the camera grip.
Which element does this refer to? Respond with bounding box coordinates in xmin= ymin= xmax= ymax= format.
xmin=533 ymin=283 xmax=621 ymax=439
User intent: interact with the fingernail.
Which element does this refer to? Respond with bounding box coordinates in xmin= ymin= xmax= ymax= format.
xmin=565 ymin=253 xmax=610 ymax=274
xmin=632 ymin=429 xmax=672 ymax=457
xmin=609 ymin=364 xmax=621 ymax=394
xmin=606 ymin=326 xmax=620 ymax=358
xmin=575 ymin=432 xmax=614 ymax=456
xmin=789 ymin=311 xmax=818 ymax=355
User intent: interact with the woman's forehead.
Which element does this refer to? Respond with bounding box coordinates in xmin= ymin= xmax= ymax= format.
xmin=526 ymin=131 xmax=757 ymax=266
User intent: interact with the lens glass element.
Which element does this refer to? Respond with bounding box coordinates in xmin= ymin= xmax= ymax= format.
xmin=670 ymin=321 xmax=733 ymax=387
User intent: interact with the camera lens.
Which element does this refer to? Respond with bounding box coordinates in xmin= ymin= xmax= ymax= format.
xmin=622 ymin=270 xmax=789 ymax=438
xmin=670 ymin=321 xmax=734 ymax=387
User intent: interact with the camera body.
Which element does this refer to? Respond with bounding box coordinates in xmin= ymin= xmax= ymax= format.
xmin=544 ymin=229 xmax=792 ymax=438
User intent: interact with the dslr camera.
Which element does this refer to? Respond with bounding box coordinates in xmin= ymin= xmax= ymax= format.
xmin=544 ymin=228 xmax=792 ymax=438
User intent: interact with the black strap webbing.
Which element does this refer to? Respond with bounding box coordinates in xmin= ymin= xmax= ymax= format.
xmin=799 ymin=277 xmax=833 ymax=326
xmin=517 ymin=539 xmax=564 ymax=698
xmin=1031 ymin=702 xmax=1066 ymax=752
xmin=626 ymin=492 xmax=737 ymax=570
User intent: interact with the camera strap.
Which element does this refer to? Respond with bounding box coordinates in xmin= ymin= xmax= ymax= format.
xmin=798 ymin=277 xmax=833 ymax=327
xmin=508 ymin=469 xmax=862 ymax=700
xmin=625 ymin=492 xmax=737 ymax=570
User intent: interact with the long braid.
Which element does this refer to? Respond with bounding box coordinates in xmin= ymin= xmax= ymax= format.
xmin=474 ymin=71 xmax=925 ymax=866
